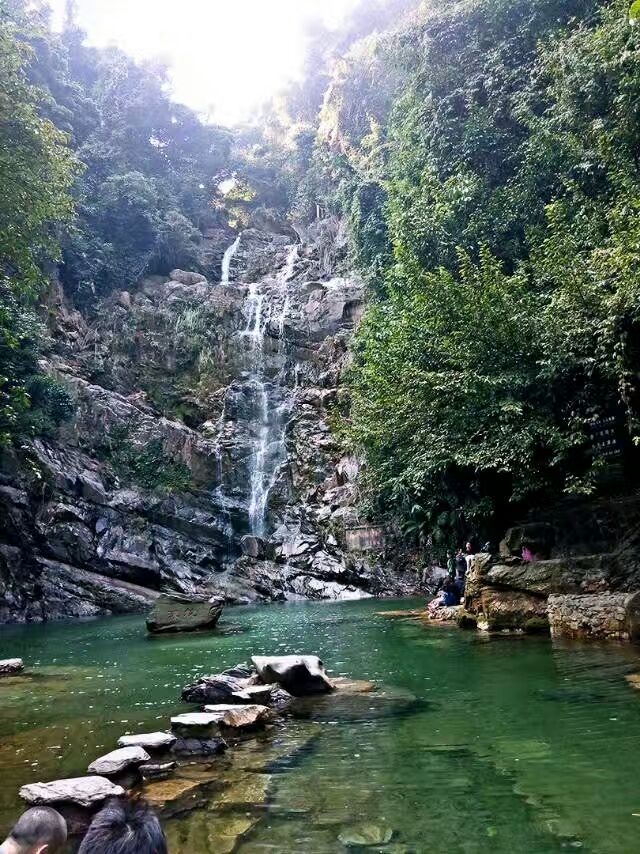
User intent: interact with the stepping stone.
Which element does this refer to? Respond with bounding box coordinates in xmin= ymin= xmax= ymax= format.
xmin=171 ymin=713 xmax=222 ymax=736
xmin=0 ymin=658 xmax=24 ymax=676
xmin=171 ymin=736 xmax=228 ymax=757
xmin=88 ymin=746 xmax=150 ymax=775
xmin=20 ymin=776 xmax=124 ymax=808
xmin=117 ymin=732 xmax=176 ymax=750
xmin=203 ymin=704 xmax=271 ymax=730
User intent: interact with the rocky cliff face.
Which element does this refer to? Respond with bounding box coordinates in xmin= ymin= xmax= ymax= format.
xmin=0 ymin=228 xmax=410 ymax=622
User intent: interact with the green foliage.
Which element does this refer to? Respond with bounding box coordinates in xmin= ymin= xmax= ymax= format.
xmin=0 ymin=5 xmax=77 ymax=445
xmin=331 ymin=0 xmax=640 ymax=539
xmin=105 ymin=426 xmax=193 ymax=492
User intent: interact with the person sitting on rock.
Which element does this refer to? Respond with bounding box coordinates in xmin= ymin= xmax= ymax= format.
xmin=78 ymin=799 xmax=166 ymax=854
xmin=0 ymin=807 xmax=67 ymax=854
xmin=427 ymin=575 xmax=461 ymax=616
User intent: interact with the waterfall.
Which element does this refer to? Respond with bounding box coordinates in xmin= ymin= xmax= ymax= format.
xmin=220 ymin=235 xmax=241 ymax=286
xmin=243 ymin=245 xmax=297 ymax=537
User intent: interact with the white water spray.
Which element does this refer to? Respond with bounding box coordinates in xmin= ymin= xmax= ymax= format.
xmin=220 ymin=235 xmax=241 ymax=286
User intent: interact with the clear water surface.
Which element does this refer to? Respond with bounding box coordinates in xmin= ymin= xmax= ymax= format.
xmin=0 ymin=598 xmax=639 ymax=852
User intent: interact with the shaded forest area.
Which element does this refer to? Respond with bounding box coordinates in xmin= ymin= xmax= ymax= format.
xmin=2 ymin=0 xmax=640 ymax=546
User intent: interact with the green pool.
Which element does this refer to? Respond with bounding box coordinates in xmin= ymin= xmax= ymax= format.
xmin=1 ymin=598 xmax=639 ymax=852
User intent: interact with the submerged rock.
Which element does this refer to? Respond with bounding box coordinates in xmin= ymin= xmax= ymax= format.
xmin=338 ymin=823 xmax=394 ymax=847
xmin=252 ymin=655 xmax=334 ymax=696
xmin=20 ymin=776 xmax=124 ymax=808
xmin=88 ymin=746 xmax=150 ymax=775
xmin=0 ymin=658 xmax=24 ymax=676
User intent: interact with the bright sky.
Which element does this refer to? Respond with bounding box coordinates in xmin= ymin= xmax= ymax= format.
xmin=50 ymin=0 xmax=360 ymax=125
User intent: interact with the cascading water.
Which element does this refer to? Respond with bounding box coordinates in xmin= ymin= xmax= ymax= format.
xmin=244 ymin=245 xmax=298 ymax=537
xmin=220 ymin=234 xmax=241 ymax=286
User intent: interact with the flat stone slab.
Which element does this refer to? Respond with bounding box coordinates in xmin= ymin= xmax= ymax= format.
xmin=231 ymin=684 xmax=275 ymax=704
xmin=0 ymin=658 xmax=24 ymax=676
xmin=20 ymin=776 xmax=124 ymax=808
xmin=252 ymin=655 xmax=334 ymax=696
xmin=117 ymin=732 xmax=176 ymax=750
xmin=203 ymin=704 xmax=271 ymax=729
xmin=171 ymin=713 xmax=222 ymax=733
xmin=88 ymin=746 xmax=150 ymax=775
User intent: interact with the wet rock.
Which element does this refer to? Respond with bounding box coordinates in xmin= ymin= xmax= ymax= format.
xmin=252 ymin=655 xmax=334 ymax=696
xmin=88 ymin=745 xmax=150 ymax=775
xmin=20 ymin=776 xmax=124 ymax=808
xmin=223 ymin=663 xmax=256 ymax=678
xmin=202 ymin=704 xmax=272 ymax=730
xmin=338 ymin=823 xmax=394 ymax=847
xmin=171 ymin=713 xmax=224 ymax=737
xmin=231 ymin=683 xmax=275 ymax=704
xmin=0 ymin=658 xmax=24 ymax=676
xmin=181 ymin=673 xmax=250 ymax=704
xmin=139 ymin=760 xmax=176 ymax=780
xmin=117 ymin=732 xmax=176 ymax=750
xmin=170 ymin=736 xmax=228 ymax=757
xmin=241 ymin=535 xmax=268 ymax=559
xmin=146 ymin=592 xmax=224 ymax=634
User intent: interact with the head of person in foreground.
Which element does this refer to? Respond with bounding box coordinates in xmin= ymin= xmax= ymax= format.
xmin=78 ymin=799 xmax=166 ymax=854
xmin=0 ymin=807 xmax=67 ymax=854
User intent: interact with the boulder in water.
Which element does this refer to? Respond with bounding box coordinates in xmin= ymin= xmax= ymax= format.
xmin=0 ymin=658 xmax=24 ymax=676
xmin=182 ymin=672 xmax=250 ymax=704
xmin=88 ymin=746 xmax=150 ymax=775
xmin=20 ymin=776 xmax=124 ymax=808
xmin=146 ymin=592 xmax=223 ymax=634
xmin=252 ymin=654 xmax=334 ymax=695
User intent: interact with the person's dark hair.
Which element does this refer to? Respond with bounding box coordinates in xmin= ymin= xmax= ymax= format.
xmin=8 ymin=807 xmax=67 ymax=852
xmin=77 ymin=800 xmax=166 ymax=854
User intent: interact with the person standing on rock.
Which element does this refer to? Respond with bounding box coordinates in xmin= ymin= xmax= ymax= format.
xmin=446 ymin=551 xmax=456 ymax=578
xmin=455 ymin=548 xmax=467 ymax=580
xmin=0 ymin=808 xmax=67 ymax=854
xmin=464 ymin=541 xmax=475 ymax=574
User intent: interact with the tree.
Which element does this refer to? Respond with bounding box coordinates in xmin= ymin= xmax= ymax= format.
xmin=0 ymin=6 xmax=77 ymax=444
